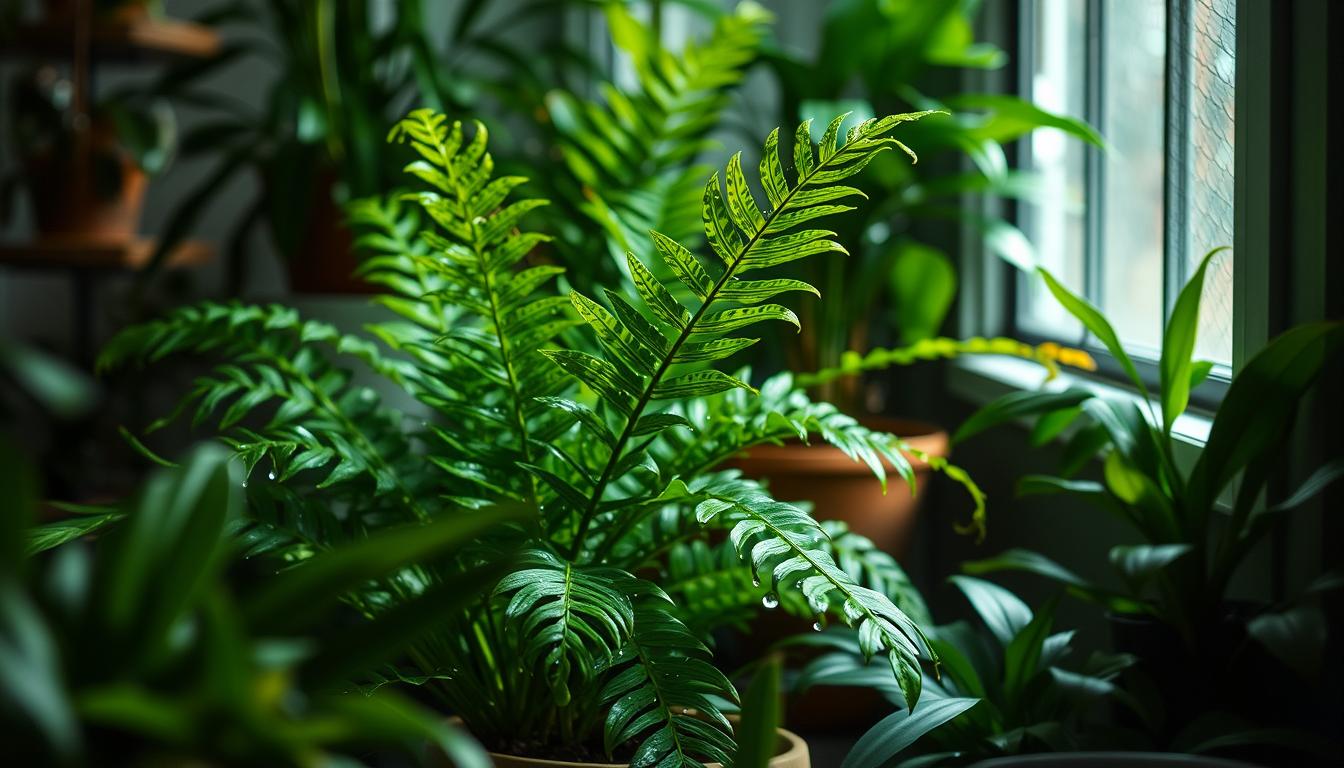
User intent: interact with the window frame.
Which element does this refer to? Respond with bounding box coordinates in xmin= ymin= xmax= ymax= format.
xmin=953 ymin=0 xmax=1279 ymax=426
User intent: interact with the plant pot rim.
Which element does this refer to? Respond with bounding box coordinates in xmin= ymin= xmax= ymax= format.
xmin=484 ymin=728 xmax=808 ymax=767
xmin=444 ymin=719 xmax=809 ymax=767
xmin=727 ymin=416 xmax=949 ymax=475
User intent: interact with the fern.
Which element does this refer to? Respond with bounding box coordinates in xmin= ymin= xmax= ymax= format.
xmin=551 ymin=110 xmax=938 ymax=543
xmin=98 ymin=302 xmax=430 ymax=524
xmin=98 ymin=107 xmax=960 ymax=765
xmin=600 ymin=602 xmax=738 ymax=767
xmin=373 ymin=111 xmax=579 ymax=508
xmin=544 ymin=2 xmax=769 ymax=277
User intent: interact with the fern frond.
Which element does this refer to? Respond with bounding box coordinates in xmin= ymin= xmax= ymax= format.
xmin=664 ymin=539 xmax=765 ymax=636
xmin=692 ymin=472 xmax=936 ymax=708
xmin=819 ymin=520 xmax=931 ymax=628
xmin=377 ymin=110 xmax=579 ymax=507
xmin=99 ymin=301 xmax=429 ymax=516
xmin=494 ymin=550 xmax=638 ymax=707
xmin=551 ymin=111 xmax=937 ymax=553
xmin=599 ymin=601 xmax=738 ymax=767
xmin=547 ymin=2 xmax=770 ymax=264
xmin=796 ymin=336 xmax=1099 ymax=388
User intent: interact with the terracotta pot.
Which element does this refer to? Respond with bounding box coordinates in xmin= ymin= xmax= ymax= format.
xmin=285 ymin=171 xmax=376 ymax=294
xmin=24 ymin=119 xmax=146 ymax=242
xmin=724 ymin=417 xmax=949 ymax=559
xmin=484 ymin=727 xmax=809 ymax=768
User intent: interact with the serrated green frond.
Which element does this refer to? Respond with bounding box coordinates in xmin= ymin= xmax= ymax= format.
xmin=664 ymin=540 xmax=765 ymax=636
xmin=692 ymin=472 xmax=934 ymax=709
xmin=547 ymin=2 xmax=769 ymax=268
xmin=494 ymin=550 xmax=639 ymax=707
xmin=98 ymin=301 xmax=429 ymax=516
xmin=375 ymin=109 xmax=579 ymax=506
xmin=600 ymin=601 xmax=738 ymax=767
xmin=555 ymin=112 xmax=934 ymax=556
xmin=819 ymin=520 xmax=932 ymax=627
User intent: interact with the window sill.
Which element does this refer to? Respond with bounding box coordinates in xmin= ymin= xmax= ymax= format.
xmin=947 ymin=354 xmax=1212 ymax=472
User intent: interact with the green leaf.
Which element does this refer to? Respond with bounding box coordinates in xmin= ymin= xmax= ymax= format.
xmin=697 ymin=304 xmax=800 ymax=334
xmin=652 ymin=370 xmax=754 ymax=400
xmin=953 ymin=388 xmax=1092 ymax=444
xmin=1189 ymin=322 xmax=1344 ymax=515
xmin=963 ymin=548 xmax=1139 ymax=613
xmin=1109 ymin=544 xmax=1191 ymax=589
xmin=1160 ymin=247 xmax=1228 ymax=433
xmin=1269 ymin=458 xmax=1344 ymax=512
xmin=841 ymin=697 xmax=980 ymax=768
xmin=244 ymin=508 xmax=515 ymax=633
xmin=1037 ymin=267 xmax=1148 ymax=395
xmin=948 ymin=575 xmax=1031 ymax=647
xmin=735 ymin=656 xmax=782 ymax=768
xmin=888 ymin=241 xmax=956 ymax=343
xmin=1003 ymin=597 xmax=1057 ymax=707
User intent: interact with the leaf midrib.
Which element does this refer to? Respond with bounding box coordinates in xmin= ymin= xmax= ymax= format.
xmin=571 ymin=122 xmax=893 ymax=559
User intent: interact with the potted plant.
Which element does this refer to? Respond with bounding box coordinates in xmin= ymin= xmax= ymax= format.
xmin=3 ymin=65 xmax=175 ymax=241
xmin=99 ymin=106 xmax=995 ymax=765
xmin=149 ymin=0 xmax=536 ymax=292
xmin=953 ymin=257 xmax=1344 ymax=758
xmin=720 ymin=0 xmax=1102 ymax=554
xmin=0 ymin=443 xmax=502 ymax=766
xmin=791 ymin=576 xmax=1136 ymax=767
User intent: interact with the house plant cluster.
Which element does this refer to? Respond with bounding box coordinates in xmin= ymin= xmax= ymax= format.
xmin=2 ymin=1 xmax=1341 ymax=767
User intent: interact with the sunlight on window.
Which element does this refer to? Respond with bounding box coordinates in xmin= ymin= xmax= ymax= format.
xmin=1186 ymin=0 xmax=1236 ymax=368
xmin=1017 ymin=0 xmax=1086 ymax=340
xmin=1099 ymin=0 xmax=1167 ymax=358
xmin=1017 ymin=0 xmax=1237 ymax=375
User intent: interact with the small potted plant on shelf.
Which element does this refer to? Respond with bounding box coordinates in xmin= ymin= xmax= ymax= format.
xmin=99 ymin=107 xmax=991 ymax=766
xmin=2 ymin=65 xmax=175 ymax=242
xmin=953 ymin=255 xmax=1344 ymax=760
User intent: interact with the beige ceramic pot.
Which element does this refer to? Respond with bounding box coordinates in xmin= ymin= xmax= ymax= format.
xmin=724 ymin=417 xmax=949 ymax=559
xmin=484 ymin=727 xmax=809 ymax=768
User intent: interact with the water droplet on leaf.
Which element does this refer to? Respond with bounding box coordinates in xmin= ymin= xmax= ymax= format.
xmin=267 ymin=470 xmax=276 ymax=480
xmin=812 ymin=621 xmax=824 ymax=632
xmin=761 ymin=592 xmax=779 ymax=609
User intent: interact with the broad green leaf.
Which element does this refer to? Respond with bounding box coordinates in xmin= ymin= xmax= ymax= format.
xmin=948 ymin=575 xmax=1031 ymax=647
xmin=1160 ymin=247 xmax=1228 ymax=433
xmin=841 ymin=697 xmax=980 ymax=768
xmin=1189 ymin=322 xmax=1344 ymax=515
xmin=735 ymin=657 xmax=782 ymax=768
xmin=953 ymin=388 xmax=1092 ymax=444
xmin=1038 ymin=267 xmax=1147 ymax=395
xmin=1109 ymin=544 xmax=1191 ymax=589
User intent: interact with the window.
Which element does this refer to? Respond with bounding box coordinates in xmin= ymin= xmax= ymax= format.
xmin=1015 ymin=0 xmax=1237 ymax=377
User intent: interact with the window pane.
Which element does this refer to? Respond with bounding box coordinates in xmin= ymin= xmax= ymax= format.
xmin=1016 ymin=0 xmax=1087 ymax=340
xmin=1185 ymin=0 xmax=1236 ymax=368
xmin=1098 ymin=0 xmax=1167 ymax=359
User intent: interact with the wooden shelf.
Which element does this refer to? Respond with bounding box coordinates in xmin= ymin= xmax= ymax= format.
xmin=0 ymin=237 xmax=214 ymax=271
xmin=1 ymin=16 xmax=221 ymax=62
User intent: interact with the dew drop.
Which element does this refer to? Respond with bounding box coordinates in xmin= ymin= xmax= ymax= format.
xmin=472 ymin=216 xmax=487 ymax=226
xmin=267 ymin=470 xmax=276 ymax=480
xmin=241 ymin=480 xmax=248 ymax=488
xmin=812 ymin=621 xmax=824 ymax=632
xmin=751 ymin=576 xmax=761 ymax=588
xmin=761 ymin=592 xmax=779 ymax=609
